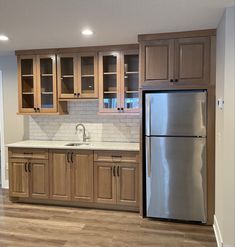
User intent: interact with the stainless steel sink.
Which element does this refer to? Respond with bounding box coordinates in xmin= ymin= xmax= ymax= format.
xmin=65 ymin=143 xmax=91 ymax=147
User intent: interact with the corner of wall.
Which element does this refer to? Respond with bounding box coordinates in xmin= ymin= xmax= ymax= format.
xmin=213 ymin=215 xmax=224 ymax=247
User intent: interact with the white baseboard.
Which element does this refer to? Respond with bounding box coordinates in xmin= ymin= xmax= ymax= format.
xmin=213 ymin=215 xmax=223 ymax=247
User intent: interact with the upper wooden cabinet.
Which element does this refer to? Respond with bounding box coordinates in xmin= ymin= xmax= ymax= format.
xmin=99 ymin=50 xmax=139 ymax=114
xmin=57 ymin=53 xmax=98 ymax=99
xmin=18 ymin=54 xmax=67 ymax=115
xmin=139 ymin=29 xmax=216 ymax=86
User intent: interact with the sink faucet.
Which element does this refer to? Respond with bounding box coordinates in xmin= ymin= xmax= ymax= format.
xmin=75 ymin=123 xmax=89 ymax=142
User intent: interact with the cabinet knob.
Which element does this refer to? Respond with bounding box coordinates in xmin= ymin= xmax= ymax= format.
xmin=121 ymin=107 xmax=124 ymax=111
xmin=174 ymin=79 xmax=178 ymax=82
xmin=37 ymin=108 xmax=40 ymax=112
xmin=117 ymin=107 xmax=120 ymax=111
xmin=170 ymin=79 xmax=174 ymax=82
xmin=74 ymin=93 xmax=77 ymax=96
xmin=77 ymin=93 xmax=80 ymax=97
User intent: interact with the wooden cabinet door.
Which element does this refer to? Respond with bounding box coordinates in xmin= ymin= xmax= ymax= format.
xmin=116 ymin=163 xmax=139 ymax=207
xmin=9 ymin=159 xmax=29 ymax=197
xmin=36 ymin=54 xmax=57 ymax=113
xmin=94 ymin=162 xmax=116 ymax=204
xmin=18 ymin=55 xmax=37 ymax=113
xmin=29 ymin=159 xmax=49 ymax=199
xmin=98 ymin=51 xmax=121 ymax=113
xmin=143 ymin=40 xmax=174 ymax=83
xmin=72 ymin=151 xmax=94 ymax=202
xmin=78 ymin=53 xmax=98 ymax=99
xmin=49 ymin=150 xmax=71 ymax=200
xmin=174 ymin=37 xmax=210 ymax=84
xmin=57 ymin=54 xmax=78 ymax=99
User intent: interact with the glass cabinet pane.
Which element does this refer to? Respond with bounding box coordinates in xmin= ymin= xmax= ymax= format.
xmin=21 ymin=58 xmax=34 ymax=109
xmin=103 ymin=55 xmax=117 ymax=109
xmin=81 ymin=56 xmax=95 ymax=94
xmin=123 ymin=54 xmax=139 ymax=109
xmin=60 ymin=57 xmax=74 ymax=94
xmin=40 ymin=58 xmax=54 ymax=109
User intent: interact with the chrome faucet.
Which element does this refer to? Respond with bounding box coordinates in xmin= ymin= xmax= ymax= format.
xmin=75 ymin=123 xmax=89 ymax=142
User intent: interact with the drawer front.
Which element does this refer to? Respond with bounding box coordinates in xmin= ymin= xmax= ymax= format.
xmin=9 ymin=148 xmax=48 ymax=160
xmin=94 ymin=151 xmax=139 ymax=164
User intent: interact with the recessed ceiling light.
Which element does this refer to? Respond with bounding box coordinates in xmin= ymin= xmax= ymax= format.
xmin=0 ymin=35 xmax=9 ymax=41
xmin=82 ymin=29 xmax=93 ymax=36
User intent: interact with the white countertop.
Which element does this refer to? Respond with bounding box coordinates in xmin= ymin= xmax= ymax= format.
xmin=6 ymin=140 xmax=139 ymax=151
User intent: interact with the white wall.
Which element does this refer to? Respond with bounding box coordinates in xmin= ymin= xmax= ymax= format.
xmin=0 ymin=54 xmax=27 ymax=188
xmin=215 ymin=6 xmax=235 ymax=247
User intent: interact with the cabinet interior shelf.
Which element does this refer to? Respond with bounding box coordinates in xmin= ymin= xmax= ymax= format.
xmin=22 ymin=74 xmax=33 ymax=77
xmin=41 ymin=92 xmax=53 ymax=95
xmin=125 ymin=91 xmax=139 ymax=94
xmin=103 ymin=91 xmax=117 ymax=94
xmin=22 ymin=92 xmax=34 ymax=95
xmin=125 ymin=71 xmax=139 ymax=74
xmin=103 ymin=72 xmax=117 ymax=75
xmin=61 ymin=75 xmax=74 ymax=78
xmin=81 ymin=74 xmax=94 ymax=78
xmin=41 ymin=74 xmax=53 ymax=76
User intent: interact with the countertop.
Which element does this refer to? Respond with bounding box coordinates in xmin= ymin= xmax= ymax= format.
xmin=6 ymin=140 xmax=140 ymax=152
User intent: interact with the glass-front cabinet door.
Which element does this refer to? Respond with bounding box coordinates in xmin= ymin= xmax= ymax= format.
xmin=37 ymin=55 xmax=57 ymax=113
xmin=121 ymin=51 xmax=139 ymax=113
xmin=99 ymin=52 xmax=121 ymax=113
xmin=18 ymin=56 xmax=37 ymax=113
xmin=78 ymin=53 xmax=98 ymax=98
xmin=57 ymin=54 xmax=77 ymax=99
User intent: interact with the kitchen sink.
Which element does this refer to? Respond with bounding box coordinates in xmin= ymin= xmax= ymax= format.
xmin=65 ymin=143 xmax=92 ymax=147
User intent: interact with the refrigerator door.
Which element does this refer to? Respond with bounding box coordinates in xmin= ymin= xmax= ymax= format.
xmin=146 ymin=136 xmax=207 ymax=222
xmin=145 ymin=91 xmax=207 ymax=137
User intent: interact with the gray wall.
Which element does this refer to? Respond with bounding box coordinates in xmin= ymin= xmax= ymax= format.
xmin=215 ymin=6 xmax=235 ymax=247
xmin=0 ymin=54 xmax=27 ymax=188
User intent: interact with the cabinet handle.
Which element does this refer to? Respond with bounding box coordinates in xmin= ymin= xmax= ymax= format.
xmin=67 ymin=152 xmax=70 ymax=163
xmin=24 ymin=162 xmax=28 ymax=172
xmin=113 ymin=166 xmax=116 ymax=176
xmin=71 ymin=152 xmax=73 ymax=163
xmin=28 ymin=162 xmax=31 ymax=172
xmin=117 ymin=166 xmax=120 ymax=177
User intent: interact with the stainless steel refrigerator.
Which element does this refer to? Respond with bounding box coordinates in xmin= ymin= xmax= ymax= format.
xmin=144 ymin=90 xmax=207 ymax=223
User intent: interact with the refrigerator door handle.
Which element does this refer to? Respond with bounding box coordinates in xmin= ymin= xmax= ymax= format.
xmin=146 ymin=95 xmax=151 ymax=136
xmin=146 ymin=137 xmax=151 ymax=177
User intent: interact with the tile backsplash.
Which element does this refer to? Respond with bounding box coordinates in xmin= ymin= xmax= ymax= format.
xmin=29 ymin=101 xmax=140 ymax=143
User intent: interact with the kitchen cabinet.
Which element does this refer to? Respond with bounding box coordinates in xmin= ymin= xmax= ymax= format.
xmin=72 ymin=150 xmax=94 ymax=202
xmin=94 ymin=151 xmax=139 ymax=208
xmin=139 ymin=30 xmax=215 ymax=86
xmin=57 ymin=53 xmax=98 ymax=99
xmin=49 ymin=150 xmax=94 ymax=202
xmin=9 ymin=149 xmax=49 ymax=199
xmin=49 ymin=150 xmax=71 ymax=200
xmin=18 ymin=55 xmax=66 ymax=114
xmin=99 ymin=50 xmax=139 ymax=114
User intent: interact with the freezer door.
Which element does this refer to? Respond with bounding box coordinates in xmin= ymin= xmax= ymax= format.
xmin=145 ymin=91 xmax=207 ymax=136
xmin=145 ymin=136 xmax=207 ymax=222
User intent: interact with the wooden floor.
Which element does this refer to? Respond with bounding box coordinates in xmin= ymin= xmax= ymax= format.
xmin=0 ymin=189 xmax=216 ymax=247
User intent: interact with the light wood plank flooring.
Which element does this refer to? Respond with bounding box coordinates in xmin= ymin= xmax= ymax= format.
xmin=0 ymin=189 xmax=216 ymax=247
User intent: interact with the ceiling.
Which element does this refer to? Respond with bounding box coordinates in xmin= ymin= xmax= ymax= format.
xmin=0 ymin=0 xmax=234 ymax=55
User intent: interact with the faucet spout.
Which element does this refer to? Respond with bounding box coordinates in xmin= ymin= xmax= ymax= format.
xmin=75 ymin=123 xmax=88 ymax=142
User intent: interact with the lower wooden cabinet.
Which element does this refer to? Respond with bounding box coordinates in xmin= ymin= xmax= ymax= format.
xmin=94 ymin=162 xmax=139 ymax=208
xmin=9 ymin=156 xmax=49 ymax=199
xmin=9 ymin=158 xmax=29 ymax=198
xmin=49 ymin=150 xmax=94 ymax=202
xmin=9 ymin=148 xmax=139 ymax=211
xmin=94 ymin=162 xmax=116 ymax=204
xmin=49 ymin=150 xmax=71 ymax=200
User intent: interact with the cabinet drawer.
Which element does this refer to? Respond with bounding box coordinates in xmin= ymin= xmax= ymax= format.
xmin=94 ymin=151 xmax=139 ymax=163
xmin=9 ymin=148 xmax=48 ymax=160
